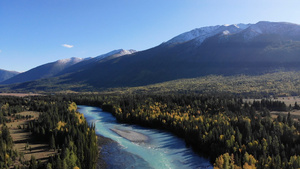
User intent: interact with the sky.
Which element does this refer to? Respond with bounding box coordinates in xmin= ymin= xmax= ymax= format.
xmin=1 ymin=0 xmax=300 ymax=72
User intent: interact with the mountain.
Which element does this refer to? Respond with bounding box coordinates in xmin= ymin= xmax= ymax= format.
xmin=165 ymin=23 xmax=250 ymax=45
xmin=1 ymin=49 xmax=136 ymax=85
xmin=58 ymin=21 xmax=300 ymax=89
xmin=3 ymin=21 xmax=300 ymax=91
xmin=242 ymin=21 xmax=300 ymax=41
xmin=1 ymin=57 xmax=84 ymax=84
xmin=0 ymin=69 xmax=19 ymax=82
xmin=56 ymin=49 xmax=136 ymax=76
xmin=94 ymin=49 xmax=136 ymax=61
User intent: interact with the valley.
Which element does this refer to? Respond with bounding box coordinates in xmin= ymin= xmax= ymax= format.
xmin=2 ymin=89 xmax=300 ymax=168
xmin=2 ymin=20 xmax=300 ymax=169
xmin=2 ymin=71 xmax=300 ymax=97
xmin=80 ymin=105 xmax=212 ymax=169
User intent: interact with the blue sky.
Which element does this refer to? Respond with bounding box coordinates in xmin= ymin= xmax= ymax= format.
xmin=1 ymin=0 xmax=300 ymax=72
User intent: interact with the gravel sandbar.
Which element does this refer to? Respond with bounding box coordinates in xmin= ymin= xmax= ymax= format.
xmin=111 ymin=128 xmax=148 ymax=142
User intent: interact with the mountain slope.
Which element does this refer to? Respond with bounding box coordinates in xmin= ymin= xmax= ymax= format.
xmin=56 ymin=49 xmax=136 ymax=76
xmin=166 ymin=23 xmax=250 ymax=45
xmin=1 ymin=57 xmax=83 ymax=84
xmin=94 ymin=49 xmax=136 ymax=61
xmin=0 ymin=69 xmax=19 ymax=82
xmin=59 ymin=21 xmax=300 ymax=88
xmin=3 ymin=21 xmax=300 ymax=91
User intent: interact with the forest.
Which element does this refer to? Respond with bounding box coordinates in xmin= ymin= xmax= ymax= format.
xmin=1 ymin=93 xmax=300 ymax=168
xmin=103 ymin=71 xmax=300 ymax=97
xmin=65 ymin=93 xmax=300 ymax=169
xmin=2 ymin=71 xmax=300 ymax=97
xmin=0 ymin=96 xmax=98 ymax=169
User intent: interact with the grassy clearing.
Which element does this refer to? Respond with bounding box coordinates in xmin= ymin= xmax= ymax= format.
xmin=6 ymin=111 xmax=40 ymax=129
xmin=6 ymin=111 xmax=57 ymax=166
xmin=0 ymin=93 xmax=43 ymax=97
xmin=244 ymin=96 xmax=300 ymax=106
xmin=270 ymin=110 xmax=300 ymax=121
xmin=245 ymin=96 xmax=300 ymax=121
xmin=10 ymin=129 xmax=57 ymax=163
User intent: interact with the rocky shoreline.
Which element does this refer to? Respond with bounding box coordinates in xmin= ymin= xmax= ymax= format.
xmin=97 ymin=135 xmax=113 ymax=169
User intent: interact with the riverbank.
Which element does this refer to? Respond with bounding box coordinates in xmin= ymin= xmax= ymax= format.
xmin=111 ymin=128 xmax=149 ymax=142
xmin=97 ymin=135 xmax=113 ymax=169
xmin=79 ymin=105 xmax=213 ymax=169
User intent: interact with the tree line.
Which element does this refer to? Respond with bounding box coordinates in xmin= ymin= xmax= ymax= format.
xmin=0 ymin=96 xmax=98 ymax=169
xmin=63 ymin=93 xmax=300 ymax=169
xmin=2 ymin=93 xmax=300 ymax=168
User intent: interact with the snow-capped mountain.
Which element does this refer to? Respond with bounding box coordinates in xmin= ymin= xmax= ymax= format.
xmin=57 ymin=57 xmax=84 ymax=65
xmin=166 ymin=23 xmax=251 ymax=45
xmin=1 ymin=48 xmax=136 ymax=85
xmin=95 ymin=49 xmax=136 ymax=61
xmin=56 ymin=49 xmax=137 ymax=76
xmin=1 ymin=57 xmax=84 ymax=84
xmin=57 ymin=21 xmax=300 ymax=89
xmin=242 ymin=21 xmax=300 ymax=41
xmin=3 ymin=21 xmax=300 ymax=91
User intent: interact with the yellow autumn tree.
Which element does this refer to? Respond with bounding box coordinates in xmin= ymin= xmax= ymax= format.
xmin=243 ymin=152 xmax=257 ymax=169
xmin=68 ymin=102 xmax=77 ymax=113
xmin=56 ymin=121 xmax=67 ymax=131
xmin=214 ymin=153 xmax=238 ymax=169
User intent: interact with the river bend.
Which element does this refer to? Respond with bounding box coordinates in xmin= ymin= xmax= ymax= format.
xmin=78 ymin=105 xmax=213 ymax=169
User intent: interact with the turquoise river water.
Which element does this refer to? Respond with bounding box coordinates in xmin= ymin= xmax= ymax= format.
xmin=78 ymin=105 xmax=213 ymax=169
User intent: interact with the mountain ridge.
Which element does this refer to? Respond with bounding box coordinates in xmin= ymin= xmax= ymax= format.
xmin=165 ymin=23 xmax=251 ymax=45
xmin=1 ymin=57 xmax=83 ymax=84
xmin=56 ymin=49 xmax=137 ymax=76
xmin=60 ymin=21 xmax=300 ymax=88
xmin=0 ymin=69 xmax=19 ymax=82
xmin=1 ymin=49 xmax=137 ymax=85
xmin=2 ymin=21 xmax=300 ymax=91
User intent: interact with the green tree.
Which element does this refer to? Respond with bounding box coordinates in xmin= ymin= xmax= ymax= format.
xmin=50 ymin=134 xmax=55 ymax=150
xmin=29 ymin=155 xmax=37 ymax=169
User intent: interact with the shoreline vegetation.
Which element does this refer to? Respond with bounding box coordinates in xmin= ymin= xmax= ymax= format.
xmin=68 ymin=94 xmax=300 ymax=168
xmin=3 ymin=93 xmax=300 ymax=168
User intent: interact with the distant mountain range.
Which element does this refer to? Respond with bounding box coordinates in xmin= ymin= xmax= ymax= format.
xmin=1 ymin=57 xmax=84 ymax=84
xmin=56 ymin=49 xmax=136 ymax=77
xmin=2 ymin=21 xmax=300 ymax=91
xmin=0 ymin=69 xmax=19 ymax=82
xmin=1 ymin=49 xmax=136 ymax=85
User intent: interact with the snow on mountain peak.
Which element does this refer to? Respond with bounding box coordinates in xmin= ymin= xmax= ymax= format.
xmin=166 ymin=25 xmax=221 ymax=45
xmin=57 ymin=57 xmax=83 ymax=65
xmin=222 ymin=30 xmax=230 ymax=35
xmin=166 ymin=23 xmax=250 ymax=46
xmin=166 ymin=21 xmax=300 ymax=45
xmin=95 ymin=49 xmax=136 ymax=61
xmin=243 ymin=21 xmax=300 ymax=41
xmin=117 ymin=49 xmax=137 ymax=56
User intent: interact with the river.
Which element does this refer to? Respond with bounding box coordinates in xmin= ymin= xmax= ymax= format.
xmin=78 ymin=105 xmax=213 ymax=169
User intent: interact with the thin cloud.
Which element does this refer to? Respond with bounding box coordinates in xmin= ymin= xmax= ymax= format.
xmin=0 ymin=50 xmax=2 ymax=53
xmin=62 ymin=44 xmax=74 ymax=48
